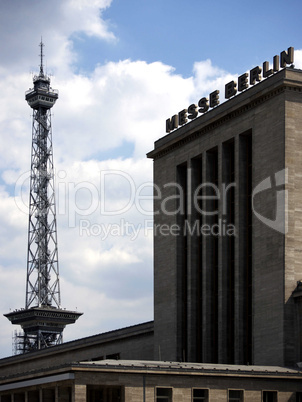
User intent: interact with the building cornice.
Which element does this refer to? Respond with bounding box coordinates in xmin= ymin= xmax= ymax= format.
xmin=1 ymin=360 xmax=302 ymax=390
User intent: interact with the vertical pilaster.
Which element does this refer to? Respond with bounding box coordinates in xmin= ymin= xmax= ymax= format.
xmin=72 ymin=384 xmax=86 ymax=402
xmin=221 ymin=139 xmax=235 ymax=364
xmin=238 ymin=132 xmax=253 ymax=364
xmin=188 ymin=157 xmax=203 ymax=362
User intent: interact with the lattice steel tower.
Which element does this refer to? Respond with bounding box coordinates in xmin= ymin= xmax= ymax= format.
xmin=4 ymin=41 xmax=82 ymax=353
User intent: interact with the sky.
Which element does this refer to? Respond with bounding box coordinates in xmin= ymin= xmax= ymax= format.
xmin=0 ymin=0 xmax=301 ymax=358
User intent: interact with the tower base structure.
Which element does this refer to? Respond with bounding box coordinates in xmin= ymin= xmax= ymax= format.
xmin=5 ymin=307 xmax=82 ymax=353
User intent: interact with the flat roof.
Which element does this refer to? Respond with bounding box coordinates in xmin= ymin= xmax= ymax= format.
xmin=76 ymin=359 xmax=302 ymax=378
xmin=0 ymin=321 xmax=154 ymax=366
xmin=1 ymin=359 xmax=302 ymax=389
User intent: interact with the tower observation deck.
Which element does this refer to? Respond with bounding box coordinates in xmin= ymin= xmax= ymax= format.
xmin=4 ymin=41 xmax=82 ymax=353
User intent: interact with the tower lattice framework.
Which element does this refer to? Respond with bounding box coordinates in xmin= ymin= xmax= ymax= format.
xmin=26 ymin=46 xmax=60 ymax=311
xmin=5 ymin=41 xmax=82 ymax=354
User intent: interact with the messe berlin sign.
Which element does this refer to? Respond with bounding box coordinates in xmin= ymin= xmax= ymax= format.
xmin=166 ymin=47 xmax=294 ymax=133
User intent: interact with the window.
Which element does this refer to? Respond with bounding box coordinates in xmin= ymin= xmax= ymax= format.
xmin=193 ymin=388 xmax=208 ymax=401
xmin=229 ymin=390 xmax=243 ymax=402
xmin=156 ymin=388 xmax=172 ymax=402
xmin=91 ymin=355 xmax=104 ymax=361
xmin=263 ymin=391 xmax=277 ymax=402
xmin=27 ymin=391 xmax=40 ymax=402
xmin=58 ymin=386 xmax=72 ymax=402
xmin=87 ymin=386 xmax=122 ymax=402
xmin=106 ymin=353 xmax=120 ymax=360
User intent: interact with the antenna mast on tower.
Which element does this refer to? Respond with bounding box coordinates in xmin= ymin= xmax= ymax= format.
xmin=4 ymin=41 xmax=82 ymax=353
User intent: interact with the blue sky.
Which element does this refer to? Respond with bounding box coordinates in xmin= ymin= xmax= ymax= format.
xmin=73 ymin=0 xmax=302 ymax=76
xmin=0 ymin=0 xmax=301 ymax=358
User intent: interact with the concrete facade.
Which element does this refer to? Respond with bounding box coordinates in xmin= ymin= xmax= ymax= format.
xmin=147 ymin=68 xmax=302 ymax=367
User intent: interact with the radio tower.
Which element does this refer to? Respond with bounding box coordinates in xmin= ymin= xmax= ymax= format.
xmin=4 ymin=41 xmax=82 ymax=353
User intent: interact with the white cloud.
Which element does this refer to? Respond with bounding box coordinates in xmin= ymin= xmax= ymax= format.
xmin=192 ymin=59 xmax=237 ymax=100
xmin=62 ymin=0 xmax=115 ymax=41
xmin=53 ymin=59 xmax=194 ymax=162
xmin=293 ymin=49 xmax=302 ymax=69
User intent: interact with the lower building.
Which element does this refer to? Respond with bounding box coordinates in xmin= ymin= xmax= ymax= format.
xmin=1 ymin=360 xmax=302 ymax=402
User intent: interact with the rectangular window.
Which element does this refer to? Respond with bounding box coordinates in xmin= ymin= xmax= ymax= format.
xmin=193 ymin=388 xmax=208 ymax=401
xmin=91 ymin=355 xmax=104 ymax=361
xmin=87 ymin=386 xmax=122 ymax=402
xmin=1 ymin=395 xmax=13 ymax=402
xmin=222 ymin=139 xmax=235 ymax=364
xmin=239 ymin=132 xmax=253 ymax=364
xmin=229 ymin=389 xmax=243 ymax=402
xmin=106 ymin=353 xmax=120 ymax=360
xmin=27 ymin=391 xmax=40 ymax=402
xmin=156 ymin=387 xmax=172 ymax=402
xmin=206 ymin=147 xmax=219 ymax=363
xmin=192 ymin=157 xmax=203 ymax=363
xmin=58 ymin=386 xmax=72 ymax=402
xmin=43 ymin=389 xmax=55 ymax=401
xmin=13 ymin=394 xmax=25 ymax=402
xmin=263 ymin=391 xmax=277 ymax=402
